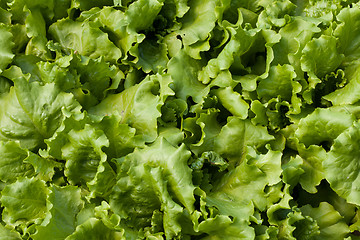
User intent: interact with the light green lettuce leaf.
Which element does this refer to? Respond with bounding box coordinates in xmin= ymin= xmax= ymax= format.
xmin=160 ymin=98 xmax=187 ymax=127
xmin=24 ymin=8 xmax=51 ymax=60
xmin=204 ymin=196 xmax=255 ymax=239
xmin=0 ymin=7 xmax=11 ymax=25
xmin=134 ymin=37 xmax=169 ymax=73
xmin=24 ymin=152 xmax=62 ymax=182
xmin=0 ymin=141 xmax=34 ymax=183
xmin=300 ymin=35 xmax=344 ymax=91
xmin=312 ymin=69 xmax=347 ymax=106
xmin=44 ymin=109 xmax=87 ymax=160
xmin=253 ymin=149 xmax=283 ymax=186
xmin=13 ymin=55 xmax=78 ymax=91
xmin=296 ymin=144 xmax=326 ymax=193
xmin=198 ymin=21 xmax=261 ymax=85
xmin=210 ymin=149 xmax=282 ymax=212
xmin=163 ymin=32 xmax=183 ymax=58
xmin=295 ymin=107 xmax=355 ymax=147
xmin=87 ymin=160 xmax=117 ymax=199
xmin=157 ymin=126 xmax=185 ymax=147
xmin=33 ymin=185 xmax=83 ymax=240
xmin=126 ymin=0 xmax=163 ymax=32
xmin=49 ymin=19 xmax=122 ymax=63
xmin=71 ymin=0 xmax=113 ymax=11
xmin=271 ymin=17 xmax=321 ymax=78
xmin=0 ymin=76 xmax=12 ymax=95
xmin=167 ymin=50 xmax=209 ymax=103
xmin=0 ymin=24 xmax=14 ymax=73
xmin=183 ymin=38 xmax=211 ymax=60
xmin=1 ymin=177 xmax=48 ymax=226
xmin=7 ymin=0 xmax=54 ymax=24
xmin=10 ymin=24 xmax=29 ymax=54
xmin=214 ymin=117 xmax=274 ymax=166
xmin=334 ymin=6 xmax=360 ymax=66
xmin=65 ymin=218 xmax=122 ymax=240
xmin=257 ymin=64 xmax=297 ymax=102
xmin=294 ymin=0 xmax=343 ymax=23
xmin=213 ymin=87 xmax=249 ymax=119
xmin=295 ymin=181 xmax=357 ymax=225
xmin=89 ymin=75 xmax=167 ymax=142
xmin=0 ymin=66 xmax=81 ymax=150
xmin=176 ymin=0 xmax=217 ymax=46
xmin=250 ymin=100 xmax=269 ymax=126
xmin=294 ymin=202 xmax=350 ymax=239
xmin=323 ymin=120 xmax=360 ymax=205
xmin=281 ymin=155 xmax=304 ymax=187
xmin=204 ymin=154 xmax=283 ymax=239
xmin=323 ymin=63 xmax=360 ymax=105
xmin=62 ymin=124 xmax=109 ymax=186
xmin=67 ymin=54 xmax=123 ymax=107
xmin=267 ymin=184 xmax=293 ymax=226
xmin=94 ymin=113 xmax=145 ymax=159
xmin=0 ymin=223 xmax=21 ymax=240
xmin=276 ymin=208 xmax=306 ymax=240
xmin=189 ymin=108 xmax=222 ymax=156
xmin=93 ymin=201 xmax=121 ymax=233
xmin=257 ymin=0 xmax=296 ymax=29
xmin=110 ymin=138 xmax=193 ymax=237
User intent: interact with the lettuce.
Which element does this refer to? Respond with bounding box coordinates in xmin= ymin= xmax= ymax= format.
xmin=1 ymin=0 xmax=360 ymax=239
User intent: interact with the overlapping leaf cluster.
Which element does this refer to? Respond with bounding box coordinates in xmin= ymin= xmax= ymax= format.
xmin=1 ymin=0 xmax=360 ymax=239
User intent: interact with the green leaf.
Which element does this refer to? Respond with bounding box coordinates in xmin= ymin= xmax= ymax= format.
xmin=89 ymin=75 xmax=168 ymax=142
xmin=0 ymin=141 xmax=34 ymax=183
xmin=295 ymin=107 xmax=355 ymax=147
xmin=257 ymin=0 xmax=296 ymax=29
xmin=257 ymin=64 xmax=297 ymax=102
xmin=294 ymin=0 xmax=342 ymax=23
xmin=214 ymin=87 xmax=249 ymax=119
xmin=334 ymin=6 xmax=360 ymax=65
xmin=110 ymin=138 xmax=193 ymax=237
xmin=24 ymin=8 xmax=51 ymax=59
xmin=271 ymin=17 xmax=321 ymax=78
xmin=134 ymin=37 xmax=169 ymax=73
xmin=0 ymin=223 xmax=21 ymax=240
xmin=214 ymin=117 xmax=274 ymax=166
xmin=176 ymin=0 xmax=217 ymax=46
xmin=210 ymin=149 xmax=282 ymax=212
xmin=95 ymin=114 xmax=145 ymax=159
xmin=1 ymin=177 xmax=48 ymax=226
xmin=71 ymin=0 xmax=113 ymax=11
xmin=126 ymin=0 xmax=163 ymax=32
xmin=167 ymin=50 xmax=209 ymax=103
xmin=0 ymin=24 xmax=14 ymax=72
xmin=300 ymin=35 xmax=344 ymax=89
xmin=0 ymin=66 xmax=81 ymax=150
xmin=189 ymin=108 xmax=222 ymax=156
xmin=297 ymin=144 xmax=326 ymax=193
xmin=65 ymin=218 xmax=122 ymax=240
xmin=87 ymin=160 xmax=117 ymax=199
xmin=24 ymin=152 xmax=62 ymax=182
xmin=323 ymin=120 xmax=360 ymax=205
xmin=295 ymin=202 xmax=350 ymax=239
xmin=49 ymin=19 xmax=122 ymax=63
xmin=33 ymin=185 xmax=83 ymax=240
xmin=62 ymin=124 xmax=109 ymax=186
xmin=198 ymin=23 xmax=261 ymax=85
xmin=323 ymin=63 xmax=360 ymax=105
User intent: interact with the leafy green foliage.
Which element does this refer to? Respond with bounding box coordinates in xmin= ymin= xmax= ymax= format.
xmin=0 ymin=0 xmax=360 ymax=239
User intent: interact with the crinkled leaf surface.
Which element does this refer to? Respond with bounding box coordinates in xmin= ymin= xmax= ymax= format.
xmin=0 ymin=0 xmax=360 ymax=239
xmin=324 ymin=121 xmax=360 ymax=205
xmin=0 ymin=66 xmax=81 ymax=150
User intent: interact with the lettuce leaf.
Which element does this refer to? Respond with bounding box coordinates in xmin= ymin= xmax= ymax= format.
xmin=1 ymin=0 xmax=360 ymax=239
